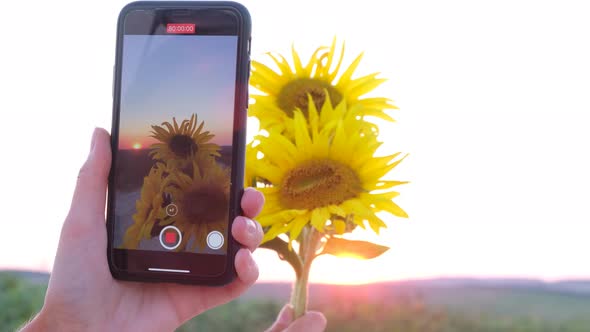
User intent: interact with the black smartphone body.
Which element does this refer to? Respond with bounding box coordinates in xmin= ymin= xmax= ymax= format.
xmin=107 ymin=1 xmax=251 ymax=285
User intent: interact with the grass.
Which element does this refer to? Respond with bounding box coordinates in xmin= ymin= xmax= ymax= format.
xmin=1 ymin=271 xmax=590 ymax=332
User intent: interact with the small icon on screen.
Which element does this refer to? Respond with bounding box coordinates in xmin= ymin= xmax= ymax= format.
xmin=166 ymin=23 xmax=196 ymax=34
xmin=165 ymin=203 xmax=178 ymax=217
xmin=206 ymin=231 xmax=224 ymax=250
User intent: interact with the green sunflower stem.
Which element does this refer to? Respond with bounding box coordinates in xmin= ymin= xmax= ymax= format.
xmin=291 ymin=226 xmax=323 ymax=319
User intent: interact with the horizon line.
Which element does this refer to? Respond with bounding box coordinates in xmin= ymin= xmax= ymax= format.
xmin=2 ymin=268 xmax=589 ymax=285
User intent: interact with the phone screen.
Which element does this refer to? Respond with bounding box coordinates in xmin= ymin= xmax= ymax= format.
xmin=111 ymin=11 xmax=239 ymax=258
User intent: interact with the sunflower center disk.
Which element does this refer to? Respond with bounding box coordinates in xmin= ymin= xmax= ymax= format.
xmin=169 ymin=134 xmax=198 ymax=158
xmin=277 ymin=78 xmax=342 ymax=117
xmin=280 ymin=159 xmax=362 ymax=210
xmin=178 ymin=185 xmax=228 ymax=224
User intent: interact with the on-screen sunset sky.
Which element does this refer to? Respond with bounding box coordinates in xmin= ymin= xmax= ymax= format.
xmin=118 ymin=35 xmax=237 ymax=149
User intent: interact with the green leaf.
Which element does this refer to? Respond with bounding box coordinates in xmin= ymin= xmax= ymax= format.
xmin=259 ymin=237 xmax=303 ymax=278
xmin=321 ymin=238 xmax=389 ymax=260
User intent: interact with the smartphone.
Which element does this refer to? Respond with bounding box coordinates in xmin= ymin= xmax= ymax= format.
xmin=107 ymin=1 xmax=251 ymax=285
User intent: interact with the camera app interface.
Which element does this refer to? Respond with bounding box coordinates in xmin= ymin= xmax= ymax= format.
xmin=113 ymin=34 xmax=238 ymax=254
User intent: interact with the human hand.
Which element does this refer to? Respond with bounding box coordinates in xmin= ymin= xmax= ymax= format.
xmin=265 ymin=304 xmax=327 ymax=332
xmin=22 ymin=128 xmax=265 ymax=332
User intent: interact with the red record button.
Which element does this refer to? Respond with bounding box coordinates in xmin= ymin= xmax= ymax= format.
xmin=164 ymin=231 xmax=177 ymax=244
xmin=159 ymin=226 xmax=182 ymax=250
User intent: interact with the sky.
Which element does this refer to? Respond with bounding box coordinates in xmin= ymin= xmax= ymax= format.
xmin=119 ymin=35 xmax=237 ymax=149
xmin=1 ymin=0 xmax=589 ymax=285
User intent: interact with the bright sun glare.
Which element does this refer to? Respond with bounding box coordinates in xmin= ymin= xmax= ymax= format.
xmin=132 ymin=143 xmax=142 ymax=149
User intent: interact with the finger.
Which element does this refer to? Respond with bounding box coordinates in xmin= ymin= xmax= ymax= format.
xmin=234 ymin=248 xmax=259 ymax=285
xmin=265 ymin=304 xmax=294 ymax=332
xmin=241 ymin=187 xmax=265 ymax=218
xmin=68 ymin=128 xmax=111 ymax=222
xmin=284 ymin=312 xmax=327 ymax=332
xmin=232 ymin=216 xmax=263 ymax=251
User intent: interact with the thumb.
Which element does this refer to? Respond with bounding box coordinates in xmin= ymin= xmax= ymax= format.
xmin=284 ymin=311 xmax=327 ymax=332
xmin=68 ymin=128 xmax=111 ymax=222
xmin=265 ymin=304 xmax=294 ymax=332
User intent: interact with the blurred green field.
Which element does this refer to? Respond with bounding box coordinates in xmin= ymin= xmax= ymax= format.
xmin=2 ymin=271 xmax=590 ymax=332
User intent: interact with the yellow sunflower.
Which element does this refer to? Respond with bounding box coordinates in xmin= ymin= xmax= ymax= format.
xmin=123 ymin=162 xmax=169 ymax=249
xmin=162 ymin=158 xmax=230 ymax=251
xmin=251 ymin=101 xmax=408 ymax=244
xmin=249 ymin=38 xmax=398 ymax=134
xmin=247 ymin=96 xmax=378 ymax=187
xmin=150 ymin=113 xmax=220 ymax=168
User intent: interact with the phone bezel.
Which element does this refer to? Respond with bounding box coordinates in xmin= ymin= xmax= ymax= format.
xmin=107 ymin=1 xmax=251 ymax=285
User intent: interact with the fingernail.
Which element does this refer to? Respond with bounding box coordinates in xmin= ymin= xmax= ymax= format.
xmin=245 ymin=187 xmax=263 ymax=200
xmin=245 ymin=252 xmax=259 ymax=281
xmin=255 ymin=191 xmax=265 ymax=206
xmin=90 ymin=128 xmax=98 ymax=154
xmin=245 ymin=217 xmax=257 ymax=237
xmin=278 ymin=304 xmax=294 ymax=324
xmin=252 ymin=260 xmax=259 ymax=280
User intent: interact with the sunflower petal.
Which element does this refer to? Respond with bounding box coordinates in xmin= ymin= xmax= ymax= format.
xmin=374 ymin=199 xmax=408 ymax=218
xmin=262 ymin=223 xmax=292 ymax=243
xmin=358 ymin=97 xmax=399 ymax=110
xmin=150 ymin=126 xmax=170 ymax=139
xmin=267 ymin=52 xmax=293 ymax=78
xmin=347 ymin=78 xmax=387 ymax=100
xmin=288 ymin=214 xmax=310 ymax=243
xmin=341 ymin=72 xmax=381 ymax=94
xmin=367 ymin=181 xmax=410 ymax=190
xmin=337 ymin=52 xmax=364 ymax=86
xmin=291 ymin=44 xmax=305 ymax=75
xmin=258 ymin=209 xmax=302 ymax=227
xmin=360 ymin=109 xmax=396 ymax=122
xmin=367 ymin=214 xmax=387 ymax=234
xmin=293 ymin=111 xmax=313 ymax=155
xmin=310 ymin=208 xmax=329 ymax=230
xmin=358 ymin=153 xmax=405 ymax=181
xmin=161 ymin=122 xmax=175 ymax=134
xmin=305 ymin=46 xmax=329 ymax=74
xmin=333 ymin=219 xmax=346 ymax=234
xmin=323 ymin=37 xmax=337 ymax=77
xmin=172 ymin=117 xmax=180 ymax=132
xmin=328 ymin=204 xmax=347 ymax=217
xmin=328 ymin=41 xmax=346 ymax=81
xmin=251 ymin=61 xmax=284 ymax=94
